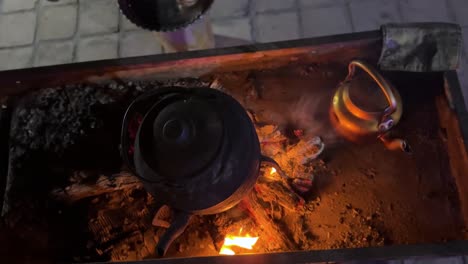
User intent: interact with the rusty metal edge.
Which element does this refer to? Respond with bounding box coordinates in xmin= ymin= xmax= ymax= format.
xmin=0 ymin=30 xmax=381 ymax=75
xmin=0 ymin=98 xmax=12 ymax=211
xmin=83 ymin=240 xmax=468 ymax=264
xmin=444 ymin=71 xmax=468 ymax=153
xmin=443 ymin=70 xmax=468 ymax=228
xmin=0 ymin=31 xmax=381 ymax=97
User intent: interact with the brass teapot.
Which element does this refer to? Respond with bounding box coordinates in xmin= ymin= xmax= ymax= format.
xmin=330 ymin=60 xmax=411 ymax=153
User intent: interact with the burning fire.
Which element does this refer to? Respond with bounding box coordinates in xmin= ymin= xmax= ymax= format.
xmin=219 ymin=229 xmax=259 ymax=255
xmin=264 ymin=167 xmax=279 ymax=181
xmin=270 ymin=167 xmax=277 ymax=175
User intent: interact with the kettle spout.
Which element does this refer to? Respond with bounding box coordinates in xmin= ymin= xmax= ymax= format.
xmin=156 ymin=211 xmax=192 ymax=256
xmin=379 ymin=135 xmax=412 ymax=154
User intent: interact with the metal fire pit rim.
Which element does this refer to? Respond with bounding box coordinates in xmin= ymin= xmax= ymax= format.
xmin=0 ymin=30 xmax=382 ymax=98
xmin=83 ymin=240 xmax=468 ymax=264
xmin=445 ymin=71 xmax=468 ymax=154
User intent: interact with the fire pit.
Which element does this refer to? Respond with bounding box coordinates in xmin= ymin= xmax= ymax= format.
xmin=0 ymin=30 xmax=467 ymax=264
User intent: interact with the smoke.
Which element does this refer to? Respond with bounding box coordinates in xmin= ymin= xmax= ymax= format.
xmin=286 ymin=93 xmax=341 ymax=145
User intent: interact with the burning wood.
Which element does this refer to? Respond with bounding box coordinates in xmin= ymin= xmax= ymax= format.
xmin=291 ymin=177 xmax=314 ymax=196
xmin=50 ymin=172 xmax=143 ymax=203
xmin=44 ymin=115 xmax=327 ymax=260
xmin=285 ymin=136 xmax=324 ymax=165
xmin=256 ymin=122 xmax=324 ymax=197
xmin=152 ymin=205 xmax=172 ymax=228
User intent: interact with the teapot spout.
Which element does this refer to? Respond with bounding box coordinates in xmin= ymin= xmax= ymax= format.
xmin=156 ymin=210 xmax=192 ymax=256
xmin=379 ymin=135 xmax=412 ymax=154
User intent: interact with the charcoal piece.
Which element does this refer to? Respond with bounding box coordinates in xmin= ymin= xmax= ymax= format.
xmin=9 ymin=84 xmax=138 ymax=156
xmin=2 ymin=83 xmax=132 ymax=218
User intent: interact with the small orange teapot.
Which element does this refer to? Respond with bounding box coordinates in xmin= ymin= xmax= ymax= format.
xmin=330 ymin=60 xmax=411 ymax=153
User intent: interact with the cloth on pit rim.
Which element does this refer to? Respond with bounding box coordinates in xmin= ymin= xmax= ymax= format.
xmin=378 ymin=23 xmax=462 ymax=72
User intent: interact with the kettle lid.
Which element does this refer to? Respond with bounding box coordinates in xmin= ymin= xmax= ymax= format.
xmin=136 ymin=91 xmax=223 ymax=182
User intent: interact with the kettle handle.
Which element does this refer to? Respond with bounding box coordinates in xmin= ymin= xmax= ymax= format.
xmin=346 ymin=60 xmax=398 ymax=123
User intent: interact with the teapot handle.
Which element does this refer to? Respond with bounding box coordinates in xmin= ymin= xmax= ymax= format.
xmin=346 ymin=60 xmax=398 ymax=124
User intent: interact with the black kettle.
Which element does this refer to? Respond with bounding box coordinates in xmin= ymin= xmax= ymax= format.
xmin=121 ymin=86 xmax=276 ymax=256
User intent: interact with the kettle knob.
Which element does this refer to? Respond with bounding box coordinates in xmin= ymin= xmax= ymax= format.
xmin=378 ymin=118 xmax=394 ymax=133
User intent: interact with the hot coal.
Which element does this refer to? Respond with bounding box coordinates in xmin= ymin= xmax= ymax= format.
xmin=3 ymin=84 xmax=127 ymax=218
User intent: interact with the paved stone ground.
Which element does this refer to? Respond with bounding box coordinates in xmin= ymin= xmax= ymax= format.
xmin=0 ymin=0 xmax=467 ymax=263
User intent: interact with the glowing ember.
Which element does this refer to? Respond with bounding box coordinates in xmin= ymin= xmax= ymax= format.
xmin=270 ymin=167 xmax=277 ymax=175
xmin=219 ymin=247 xmax=235 ymax=255
xmin=223 ymin=236 xmax=258 ymax=249
xmin=219 ymin=230 xmax=259 ymax=255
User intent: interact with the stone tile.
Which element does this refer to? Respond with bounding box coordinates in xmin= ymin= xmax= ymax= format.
xmin=120 ymin=31 xmax=162 ymax=57
xmin=212 ymin=17 xmax=252 ymax=40
xmin=350 ymin=0 xmax=401 ymax=32
xmin=0 ymin=47 xmax=33 ymax=70
xmin=254 ymin=11 xmax=300 ymax=42
xmin=79 ymin=0 xmax=119 ymax=36
xmin=400 ymin=0 xmax=452 ymax=23
xmin=2 ymin=0 xmax=38 ymax=12
xmin=41 ymin=0 xmax=76 ymax=6
xmin=403 ymin=256 xmax=465 ymax=264
xmin=0 ymin=12 xmax=36 ymax=48
xmin=255 ymin=0 xmax=296 ymax=13
xmin=209 ymin=0 xmax=249 ymax=19
xmin=301 ymin=6 xmax=352 ymax=37
xmin=121 ymin=14 xmax=140 ymax=31
xmin=76 ymin=34 xmax=118 ymax=62
xmin=34 ymin=41 xmax=74 ymax=66
xmin=450 ymin=0 xmax=468 ymax=27
xmin=299 ymin=0 xmax=345 ymax=8
xmin=38 ymin=5 xmax=77 ymax=40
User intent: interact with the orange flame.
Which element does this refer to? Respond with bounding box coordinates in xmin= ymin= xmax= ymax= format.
xmin=270 ymin=167 xmax=277 ymax=175
xmin=219 ymin=229 xmax=259 ymax=255
xmin=219 ymin=247 xmax=235 ymax=255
